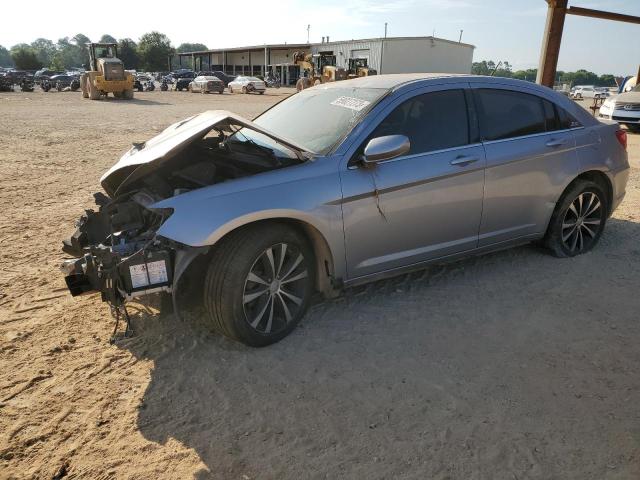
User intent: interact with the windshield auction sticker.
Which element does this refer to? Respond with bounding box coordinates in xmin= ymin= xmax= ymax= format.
xmin=330 ymin=96 xmax=371 ymax=112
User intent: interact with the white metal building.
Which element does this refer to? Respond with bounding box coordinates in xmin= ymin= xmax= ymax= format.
xmin=311 ymin=36 xmax=474 ymax=74
xmin=176 ymin=36 xmax=475 ymax=85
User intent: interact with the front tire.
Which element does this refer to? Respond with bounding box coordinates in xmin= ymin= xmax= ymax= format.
xmin=204 ymin=224 xmax=315 ymax=347
xmin=544 ymin=179 xmax=607 ymax=258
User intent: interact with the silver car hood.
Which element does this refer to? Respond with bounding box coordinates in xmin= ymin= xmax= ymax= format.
xmin=100 ymin=110 xmax=309 ymax=196
xmin=613 ymin=91 xmax=640 ymax=102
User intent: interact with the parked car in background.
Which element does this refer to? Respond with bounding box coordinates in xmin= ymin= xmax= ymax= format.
xmin=61 ymin=74 xmax=629 ymax=347
xmin=228 ymin=76 xmax=266 ymax=94
xmin=599 ymin=84 xmax=640 ymax=132
xmin=0 ymin=72 xmax=14 ymax=91
xmin=210 ymin=70 xmax=237 ymax=87
xmin=49 ymin=75 xmax=78 ymax=91
xmin=189 ymin=75 xmax=225 ymax=94
xmin=174 ymin=71 xmax=196 ymax=91
xmin=570 ymin=85 xmax=606 ymax=100
xmin=34 ymin=69 xmax=64 ymax=83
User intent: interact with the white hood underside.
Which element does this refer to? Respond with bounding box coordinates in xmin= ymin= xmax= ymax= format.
xmin=100 ymin=110 xmax=308 ymax=196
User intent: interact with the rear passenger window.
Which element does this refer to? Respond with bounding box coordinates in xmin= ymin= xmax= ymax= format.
xmin=557 ymin=106 xmax=581 ymax=129
xmin=369 ymin=89 xmax=470 ymax=156
xmin=476 ymin=89 xmax=546 ymax=141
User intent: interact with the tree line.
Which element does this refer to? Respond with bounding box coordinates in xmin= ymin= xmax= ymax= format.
xmin=472 ymin=60 xmax=618 ymax=87
xmin=0 ymin=32 xmax=208 ymax=72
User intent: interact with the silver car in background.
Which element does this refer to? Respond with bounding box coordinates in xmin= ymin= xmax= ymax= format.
xmin=62 ymin=74 xmax=630 ymax=346
xmin=599 ymin=84 xmax=640 ymax=133
xmin=188 ymin=75 xmax=225 ymax=94
xmin=228 ymin=76 xmax=266 ymax=94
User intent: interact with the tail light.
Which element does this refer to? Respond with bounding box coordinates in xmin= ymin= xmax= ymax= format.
xmin=615 ymin=129 xmax=627 ymax=151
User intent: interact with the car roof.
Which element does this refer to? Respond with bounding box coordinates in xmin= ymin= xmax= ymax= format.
xmin=315 ymin=73 xmax=596 ymax=126
xmin=319 ymin=73 xmax=551 ymax=92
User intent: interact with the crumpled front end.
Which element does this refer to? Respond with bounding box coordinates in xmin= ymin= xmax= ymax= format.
xmin=61 ymin=191 xmax=178 ymax=307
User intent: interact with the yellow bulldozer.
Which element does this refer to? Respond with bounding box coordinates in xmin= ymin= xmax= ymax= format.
xmin=293 ymin=52 xmax=347 ymax=91
xmin=347 ymin=58 xmax=377 ymax=79
xmin=80 ymin=43 xmax=134 ymax=100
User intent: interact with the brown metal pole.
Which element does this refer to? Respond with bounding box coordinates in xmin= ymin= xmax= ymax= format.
xmin=536 ymin=0 xmax=568 ymax=87
xmin=567 ymin=6 xmax=640 ymax=24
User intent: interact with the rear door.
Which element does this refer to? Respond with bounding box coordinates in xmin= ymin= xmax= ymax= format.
xmin=471 ymin=85 xmax=579 ymax=246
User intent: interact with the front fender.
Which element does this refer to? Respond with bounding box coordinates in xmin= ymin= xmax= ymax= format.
xmin=151 ymin=163 xmax=347 ymax=280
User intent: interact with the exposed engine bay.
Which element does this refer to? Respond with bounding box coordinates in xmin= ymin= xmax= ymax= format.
xmin=61 ymin=111 xmax=307 ymax=336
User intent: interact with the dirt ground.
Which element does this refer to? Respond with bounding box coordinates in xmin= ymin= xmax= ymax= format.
xmin=0 ymin=88 xmax=639 ymax=480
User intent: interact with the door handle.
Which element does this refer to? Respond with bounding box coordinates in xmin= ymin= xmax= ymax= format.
xmin=450 ymin=155 xmax=479 ymax=166
xmin=545 ymin=139 xmax=566 ymax=148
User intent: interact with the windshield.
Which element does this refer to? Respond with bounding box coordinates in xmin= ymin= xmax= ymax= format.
xmin=251 ymin=86 xmax=388 ymax=154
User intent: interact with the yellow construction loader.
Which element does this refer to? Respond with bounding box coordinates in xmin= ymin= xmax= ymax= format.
xmin=347 ymin=58 xmax=377 ymax=79
xmin=80 ymin=43 xmax=134 ymax=100
xmin=293 ymin=52 xmax=347 ymax=91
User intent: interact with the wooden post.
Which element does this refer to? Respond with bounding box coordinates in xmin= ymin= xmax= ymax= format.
xmin=537 ymin=0 xmax=568 ymax=87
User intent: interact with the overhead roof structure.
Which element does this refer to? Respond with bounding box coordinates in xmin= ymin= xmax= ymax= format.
xmin=537 ymin=1 xmax=640 ymax=87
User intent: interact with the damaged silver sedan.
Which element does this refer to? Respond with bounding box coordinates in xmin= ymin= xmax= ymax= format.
xmin=62 ymin=74 xmax=629 ymax=346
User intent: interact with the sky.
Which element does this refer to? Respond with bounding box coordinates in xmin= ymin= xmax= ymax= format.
xmin=2 ymin=0 xmax=639 ymax=75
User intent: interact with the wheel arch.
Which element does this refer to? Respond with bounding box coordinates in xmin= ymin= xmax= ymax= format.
xmin=178 ymin=217 xmax=339 ymax=299
xmin=543 ymin=169 xmax=614 ymax=240
xmin=571 ymin=169 xmax=613 ymax=215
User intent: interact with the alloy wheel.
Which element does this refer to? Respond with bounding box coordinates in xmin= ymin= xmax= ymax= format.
xmin=561 ymin=191 xmax=603 ymax=254
xmin=242 ymin=243 xmax=309 ymax=334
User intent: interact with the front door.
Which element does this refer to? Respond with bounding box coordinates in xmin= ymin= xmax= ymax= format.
xmin=340 ymin=85 xmax=486 ymax=279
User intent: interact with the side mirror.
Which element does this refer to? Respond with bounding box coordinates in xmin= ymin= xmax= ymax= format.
xmin=362 ymin=135 xmax=410 ymax=166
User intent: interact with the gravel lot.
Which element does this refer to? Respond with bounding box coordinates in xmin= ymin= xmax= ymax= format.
xmin=0 ymin=88 xmax=639 ymax=480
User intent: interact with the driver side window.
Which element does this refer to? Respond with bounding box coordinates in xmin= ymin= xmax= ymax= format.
xmin=367 ymin=89 xmax=471 ymax=157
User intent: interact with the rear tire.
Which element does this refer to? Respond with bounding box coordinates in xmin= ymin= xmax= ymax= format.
xmin=123 ymin=89 xmax=134 ymax=99
xmin=242 ymin=86 xmax=247 ymax=94
xmin=544 ymin=179 xmax=608 ymax=258
xmin=203 ymin=224 xmax=315 ymax=347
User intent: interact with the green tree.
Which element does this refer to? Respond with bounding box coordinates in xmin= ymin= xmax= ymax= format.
xmin=99 ymin=34 xmax=118 ymax=44
xmin=0 ymin=45 xmax=13 ymax=67
xmin=72 ymin=33 xmax=91 ymax=68
xmin=597 ymin=74 xmax=616 ymax=87
xmin=138 ymin=31 xmax=174 ymax=71
xmin=471 ymin=60 xmax=490 ymax=76
xmin=512 ymin=68 xmax=538 ymax=82
xmin=30 ymin=38 xmax=56 ymax=67
xmin=10 ymin=44 xmax=42 ymax=70
xmin=176 ymin=43 xmax=208 ymax=53
xmin=118 ymin=38 xmax=140 ymax=69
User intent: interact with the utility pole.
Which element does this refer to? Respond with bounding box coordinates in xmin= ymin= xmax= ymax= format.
xmin=459 ymin=29 xmax=463 ymax=42
xmin=307 ymin=24 xmax=310 ymax=44
xmin=380 ymin=23 xmax=387 ymax=74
